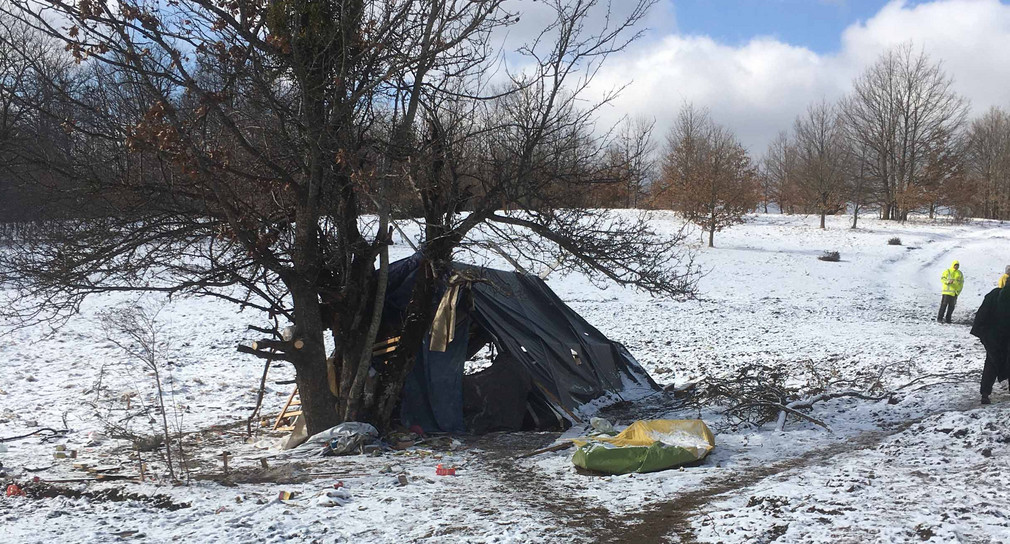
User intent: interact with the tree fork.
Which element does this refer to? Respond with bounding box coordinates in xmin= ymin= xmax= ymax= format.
xmin=341 ymin=218 xmax=391 ymax=422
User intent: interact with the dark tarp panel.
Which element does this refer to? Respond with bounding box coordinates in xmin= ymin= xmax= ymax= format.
xmin=399 ymin=315 xmax=471 ymax=433
xmin=380 ymin=256 xmax=660 ymax=433
xmin=462 ymin=351 xmax=532 ymax=433
xmin=466 ymin=268 xmax=657 ymax=407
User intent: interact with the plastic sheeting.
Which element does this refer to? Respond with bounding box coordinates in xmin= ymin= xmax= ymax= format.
xmin=383 ymin=256 xmax=661 ymax=434
xmin=571 ymin=419 xmax=715 ymax=474
xmin=286 ymin=422 xmax=379 ymax=458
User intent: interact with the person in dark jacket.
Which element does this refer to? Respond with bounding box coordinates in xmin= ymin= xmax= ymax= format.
xmin=971 ymin=285 xmax=1010 ymax=404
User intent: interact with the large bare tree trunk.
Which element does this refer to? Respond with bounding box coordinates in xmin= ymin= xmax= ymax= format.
xmin=290 ymin=288 xmax=340 ymax=434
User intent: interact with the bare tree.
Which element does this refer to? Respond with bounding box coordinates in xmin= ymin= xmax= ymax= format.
xmin=845 ymin=138 xmax=874 ymax=229
xmin=100 ymin=304 xmax=189 ymax=481
xmin=793 ymin=101 xmax=849 ymax=229
xmin=612 ymin=116 xmax=655 ymax=208
xmin=568 ymin=116 xmax=654 ymax=209
xmin=921 ymin=129 xmax=968 ymax=220
xmin=965 ymin=106 xmax=1010 ymax=220
xmin=654 ymin=104 xmax=758 ymax=247
xmin=760 ymin=131 xmax=796 ymax=214
xmin=0 ymin=0 xmax=696 ymax=434
xmin=841 ymin=44 xmax=968 ymax=221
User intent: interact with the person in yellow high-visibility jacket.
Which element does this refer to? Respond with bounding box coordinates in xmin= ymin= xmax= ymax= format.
xmin=937 ymin=260 xmax=964 ymax=323
xmin=999 ymin=265 xmax=1009 ymax=289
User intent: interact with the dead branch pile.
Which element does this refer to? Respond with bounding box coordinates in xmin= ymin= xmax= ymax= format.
xmin=689 ymin=361 xmax=973 ymax=432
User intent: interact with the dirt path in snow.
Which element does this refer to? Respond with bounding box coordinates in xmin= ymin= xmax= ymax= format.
xmin=599 ymin=396 xmax=979 ymax=543
xmin=599 ymin=426 xmax=912 ymax=543
xmin=493 ymin=397 xmax=978 ymax=543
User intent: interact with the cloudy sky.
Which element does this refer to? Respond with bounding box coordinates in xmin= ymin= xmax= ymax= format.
xmin=556 ymin=0 xmax=1010 ymax=154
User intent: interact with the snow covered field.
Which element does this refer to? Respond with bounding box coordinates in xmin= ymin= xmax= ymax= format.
xmin=3 ymin=212 xmax=1010 ymax=543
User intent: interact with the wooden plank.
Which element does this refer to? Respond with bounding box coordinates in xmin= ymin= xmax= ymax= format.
xmin=373 ymin=336 xmax=400 ymax=348
xmin=327 ymin=357 xmax=339 ymax=396
xmin=85 ymin=466 xmax=122 ymax=474
xmin=273 ymin=387 xmax=299 ymax=430
xmin=514 ymin=442 xmax=574 ymax=459
xmin=533 ymin=381 xmax=583 ymax=424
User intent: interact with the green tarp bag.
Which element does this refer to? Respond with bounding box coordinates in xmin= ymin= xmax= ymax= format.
xmin=571 ymin=419 xmax=715 ymax=474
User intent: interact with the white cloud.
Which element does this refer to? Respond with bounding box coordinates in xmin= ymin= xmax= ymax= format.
xmin=587 ymin=0 xmax=1010 ymax=154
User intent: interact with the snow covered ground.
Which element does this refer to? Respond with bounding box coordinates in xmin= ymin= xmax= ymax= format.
xmin=2 ymin=212 xmax=1010 ymax=543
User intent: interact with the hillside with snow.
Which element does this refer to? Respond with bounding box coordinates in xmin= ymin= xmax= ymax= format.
xmin=2 ymin=212 xmax=1009 ymax=543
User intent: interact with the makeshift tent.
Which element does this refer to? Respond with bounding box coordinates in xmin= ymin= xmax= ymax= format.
xmin=379 ymin=254 xmax=660 ymax=434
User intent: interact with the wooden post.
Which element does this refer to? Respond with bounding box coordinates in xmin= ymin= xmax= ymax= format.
xmin=220 ymin=451 xmax=230 ymax=476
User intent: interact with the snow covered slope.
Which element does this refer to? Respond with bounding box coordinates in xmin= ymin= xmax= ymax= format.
xmin=2 ymin=212 xmax=1009 ymax=543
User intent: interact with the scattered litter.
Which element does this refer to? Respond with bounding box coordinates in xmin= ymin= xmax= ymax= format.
xmin=6 ymin=483 xmax=25 ymax=497
xmin=277 ymin=490 xmax=296 ymax=500
xmin=84 ymin=431 xmax=106 ymax=447
xmin=435 ymin=464 xmax=456 ymax=476
xmin=590 ymin=417 xmax=616 ymax=435
xmin=315 ymin=487 xmax=351 ymax=507
xmin=52 ymin=444 xmax=77 ymax=460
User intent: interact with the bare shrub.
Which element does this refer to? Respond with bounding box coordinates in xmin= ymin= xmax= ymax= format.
xmin=887 ymin=237 xmax=902 ymax=245
xmin=99 ymin=304 xmax=189 ymax=482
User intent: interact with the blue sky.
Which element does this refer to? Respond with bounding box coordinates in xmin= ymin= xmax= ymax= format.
xmin=668 ymin=0 xmax=934 ymax=54
xmin=580 ymin=0 xmax=1010 ymax=152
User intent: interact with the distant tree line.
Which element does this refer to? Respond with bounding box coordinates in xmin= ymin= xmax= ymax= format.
xmin=576 ymin=43 xmax=1010 ymax=246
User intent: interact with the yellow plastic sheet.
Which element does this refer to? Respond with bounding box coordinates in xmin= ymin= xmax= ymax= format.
xmin=573 ymin=419 xmax=715 ymax=462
